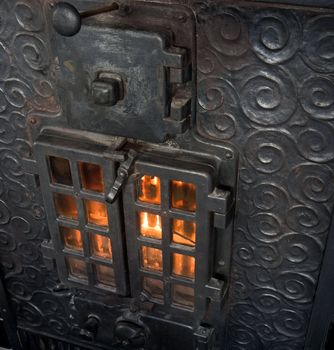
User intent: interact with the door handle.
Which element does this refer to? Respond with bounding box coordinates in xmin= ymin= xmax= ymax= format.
xmin=52 ymin=1 xmax=119 ymax=37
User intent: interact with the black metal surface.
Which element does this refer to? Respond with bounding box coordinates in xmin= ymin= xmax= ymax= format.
xmin=0 ymin=0 xmax=333 ymax=350
xmin=50 ymin=1 xmax=194 ymax=143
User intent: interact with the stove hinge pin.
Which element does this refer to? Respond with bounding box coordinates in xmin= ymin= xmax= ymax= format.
xmin=106 ymin=150 xmax=137 ymax=204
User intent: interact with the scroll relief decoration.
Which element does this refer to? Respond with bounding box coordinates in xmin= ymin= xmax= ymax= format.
xmin=0 ymin=0 xmax=76 ymax=338
xmin=196 ymin=4 xmax=334 ymax=350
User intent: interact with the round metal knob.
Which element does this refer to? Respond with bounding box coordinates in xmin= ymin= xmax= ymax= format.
xmin=52 ymin=2 xmax=81 ymax=37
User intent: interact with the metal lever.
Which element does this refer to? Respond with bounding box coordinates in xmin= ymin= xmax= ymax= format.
xmin=106 ymin=150 xmax=137 ymax=204
xmin=52 ymin=1 xmax=119 ymax=37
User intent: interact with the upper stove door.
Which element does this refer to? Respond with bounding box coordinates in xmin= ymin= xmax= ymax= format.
xmin=49 ymin=1 xmax=195 ymax=143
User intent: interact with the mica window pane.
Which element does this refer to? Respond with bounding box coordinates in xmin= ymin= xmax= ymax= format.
xmin=138 ymin=175 xmax=161 ymax=204
xmin=79 ymin=162 xmax=104 ymax=193
xmin=141 ymin=246 xmax=163 ymax=272
xmin=172 ymin=253 xmax=195 ymax=279
xmin=171 ymin=181 xmax=196 ymax=212
xmin=139 ymin=212 xmax=162 ymax=240
xmin=143 ymin=277 xmax=164 ymax=300
xmin=84 ymin=200 xmax=108 ymax=227
xmin=61 ymin=227 xmax=83 ymax=251
xmin=54 ymin=193 xmax=78 ymax=220
xmin=66 ymin=257 xmax=88 ymax=281
xmin=90 ymin=233 xmax=112 ymax=260
xmin=49 ymin=156 xmax=73 ymax=186
xmin=172 ymin=219 xmax=196 ymax=247
xmin=95 ymin=264 xmax=115 ymax=287
xmin=172 ymin=284 xmax=194 ymax=309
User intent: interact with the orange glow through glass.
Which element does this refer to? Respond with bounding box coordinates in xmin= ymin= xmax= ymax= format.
xmin=139 ymin=212 xmax=162 ymax=239
xmin=171 ymin=181 xmax=196 ymax=212
xmin=138 ymin=175 xmax=161 ymax=204
xmin=172 ymin=253 xmax=195 ymax=279
xmin=141 ymin=246 xmax=163 ymax=272
xmin=85 ymin=200 xmax=108 ymax=227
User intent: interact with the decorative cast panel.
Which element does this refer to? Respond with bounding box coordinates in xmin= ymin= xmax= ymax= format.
xmin=196 ymin=3 xmax=334 ymax=349
xmin=0 ymin=0 xmax=333 ymax=349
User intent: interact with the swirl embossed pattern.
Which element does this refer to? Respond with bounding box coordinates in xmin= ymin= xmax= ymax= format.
xmin=197 ymin=3 xmax=334 ymax=350
xmin=0 ymin=0 xmax=70 ymax=339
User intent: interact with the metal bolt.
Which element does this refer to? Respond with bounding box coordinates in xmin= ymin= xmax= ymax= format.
xmin=30 ymin=117 xmax=37 ymax=125
xmin=225 ymin=151 xmax=233 ymax=159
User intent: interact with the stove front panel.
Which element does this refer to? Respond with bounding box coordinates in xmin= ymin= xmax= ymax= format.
xmin=0 ymin=1 xmax=334 ymax=350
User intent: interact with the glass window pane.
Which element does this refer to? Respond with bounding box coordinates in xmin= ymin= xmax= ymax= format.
xmin=171 ymin=181 xmax=196 ymax=212
xmin=141 ymin=246 xmax=163 ymax=272
xmin=172 ymin=219 xmax=196 ymax=247
xmin=61 ymin=227 xmax=83 ymax=251
xmin=138 ymin=175 xmax=161 ymax=204
xmin=66 ymin=257 xmax=88 ymax=281
xmin=79 ymin=162 xmax=104 ymax=193
xmin=95 ymin=264 xmax=115 ymax=287
xmin=143 ymin=277 xmax=163 ymax=300
xmin=90 ymin=233 xmax=112 ymax=260
xmin=49 ymin=156 xmax=73 ymax=186
xmin=139 ymin=212 xmax=162 ymax=240
xmin=172 ymin=253 xmax=195 ymax=279
xmin=84 ymin=200 xmax=108 ymax=227
xmin=54 ymin=193 xmax=78 ymax=219
xmin=172 ymin=284 xmax=194 ymax=309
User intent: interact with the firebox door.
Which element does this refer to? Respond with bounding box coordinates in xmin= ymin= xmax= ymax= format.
xmin=35 ymin=128 xmax=237 ymax=349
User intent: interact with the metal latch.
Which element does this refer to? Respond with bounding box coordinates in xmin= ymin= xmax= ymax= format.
xmin=106 ymin=150 xmax=137 ymax=204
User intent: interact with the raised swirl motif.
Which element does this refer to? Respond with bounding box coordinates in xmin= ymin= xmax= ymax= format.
xmin=250 ymin=10 xmax=301 ymax=64
xmin=204 ymin=9 xmax=248 ymax=57
xmin=0 ymin=199 xmax=10 ymax=224
xmin=302 ymin=15 xmax=334 ymax=73
xmin=297 ymin=121 xmax=334 ymax=163
xmin=288 ymin=163 xmax=334 ymax=204
xmin=4 ymin=78 xmax=33 ymax=108
xmin=15 ymin=0 xmax=44 ymax=32
xmin=202 ymin=8 xmax=249 ymax=71
xmin=251 ymin=288 xmax=281 ymax=314
xmin=14 ymin=33 xmax=49 ymax=73
xmin=0 ymin=42 xmax=10 ymax=80
xmin=0 ymin=149 xmax=25 ymax=182
xmin=275 ymin=272 xmax=315 ymax=303
xmin=228 ymin=326 xmax=262 ymax=350
xmin=239 ymin=65 xmax=297 ymax=125
xmin=287 ymin=204 xmax=330 ymax=235
xmin=17 ymin=301 xmax=43 ymax=327
xmin=0 ymin=230 xmax=15 ymax=252
xmin=0 ymin=117 xmax=16 ymax=144
xmin=198 ymin=77 xmax=239 ymax=139
xmin=250 ymin=183 xmax=289 ymax=213
xmin=273 ymin=309 xmax=306 ymax=337
xmin=300 ymin=76 xmax=334 ymax=121
xmin=278 ymin=233 xmax=323 ymax=272
xmin=198 ymin=77 xmax=238 ymax=112
xmin=244 ymin=130 xmax=294 ymax=174
xmin=248 ymin=213 xmax=282 ymax=243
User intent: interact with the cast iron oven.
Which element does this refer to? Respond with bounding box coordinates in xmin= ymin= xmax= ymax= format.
xmin=0 ymin=0 xmax=334 ymax=349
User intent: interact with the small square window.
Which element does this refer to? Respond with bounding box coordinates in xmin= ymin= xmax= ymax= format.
xmin=95 ymin=264 xmax=115 ymax=287
xmin=90 ymin=233 xmax=112 ymax=260
xmin=84 ymin=200 xmax=108 ymax=227
xmin=61 ymin=227 xmax=83 ymax=251
xmin=171 ymin=181 xmax=196 ymax=212
xmin=66 ymin=257 xmax=88 ymax=281
xmin=49 ymin=156 xmax=73 ymax=186
xmin=79 ymin=162 xmax=104 ymax=193
xmin=172 ymin=253 xmax=195 ymax=279
xmin=141 ymin=246 xmax=163 ymax=272
xmin=143 ymin=277 xmax=164 ymax=300
xmin=139 ymin=212 xmax=162 ymax=240
xmin=54 ymin=193 xmax=78 ymax=220
xmin=138 ymin=175 xmax=161 ymax=204
xmin=172 ymin=284 xmax=194 ymax=309
xmin=172 ymin=219 xmax=196 ymax=247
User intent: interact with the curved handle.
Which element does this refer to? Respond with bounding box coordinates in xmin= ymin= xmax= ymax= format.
xmin=52 ymin=2 xmax=119 ymax=37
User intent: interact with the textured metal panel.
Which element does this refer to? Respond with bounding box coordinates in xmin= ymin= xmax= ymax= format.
xmin=0 ymin=0 xmax=333 ymax=349
xmin=196 ymin=3 xmax=334 ymax=349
